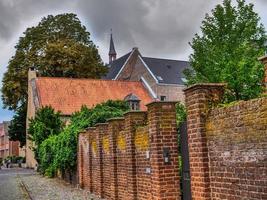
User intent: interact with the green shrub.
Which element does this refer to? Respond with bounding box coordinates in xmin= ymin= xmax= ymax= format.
xmin=38 ymin=100 xmax=129 ymax=177
xmin=28 ymin=106 xmax=63 ymax=163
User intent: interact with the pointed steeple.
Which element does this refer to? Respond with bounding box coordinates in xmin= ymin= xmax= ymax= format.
xmin=109 ymin=29 xmax=117 ymax=64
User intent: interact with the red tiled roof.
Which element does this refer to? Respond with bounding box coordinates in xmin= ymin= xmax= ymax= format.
xmin=35 ymin=77 xmax=153 ymax=115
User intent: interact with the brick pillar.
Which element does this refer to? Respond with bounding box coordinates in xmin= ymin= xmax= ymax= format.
xmin=124 ymin=111 xmax=147 ymax=200
xmin=95 ymin=123 xmax=108 ymax=198
xmin=87 ymin=127 xmax=96 ymax=193
xmin=78 ymin=131 xmax=86 ymax=188
xmin=107 ymin=118 xmax=125 ymax=200
xmin=147 ymin=102 xmax=181 ymax=200
xmin=184 ymin=83 xmax=225 ymax=200
xmin=259 ymin=55 xmax=267 ymax=92
xmin=78 ymin=128 xmax=94 ymax=192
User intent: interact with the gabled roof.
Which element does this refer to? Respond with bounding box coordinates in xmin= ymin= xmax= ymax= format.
xmin=34 ymin=77 xmax=153 ymax=115
xmin=142 ymin=57 xmax=190 ymax=85
xmin=105 ymin=49 xmax=190 ymax=85
xmin=105 ymin=52 xmax=131 ymax=79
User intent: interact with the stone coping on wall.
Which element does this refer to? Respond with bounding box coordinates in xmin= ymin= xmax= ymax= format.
xmin=86 ymin=127 xmax=96 ymax=131
xmin=106 ymin=117 xmax=124 ymax=122
xmin=183 ymin=83 xmax=226 ymax=92
xmin=145 ymin=101 xmax=178 ymax=107
xmin=123 ymin=110 xmax=147 ymax=116
xmin=95 ymin=123 xmax=109 ymax=127
xmin=208 ymin=96 xmax=267 ymax=116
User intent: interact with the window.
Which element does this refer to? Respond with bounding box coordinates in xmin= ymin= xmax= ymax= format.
xmin=160 ymin=96 xmax=167 ymax=101
xmin=124 ymin=93 xmax=140 ymax=111
xmin=157 ymin=76 xmax=163 ymax=81
xmin=130 ymin=101 xmax=139 ymax=111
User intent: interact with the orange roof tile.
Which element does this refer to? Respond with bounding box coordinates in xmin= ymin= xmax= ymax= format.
xmin=35 ymin=77 xmax=153 ymax=115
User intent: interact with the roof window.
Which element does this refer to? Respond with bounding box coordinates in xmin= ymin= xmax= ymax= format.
xmin=157 ymin=76 xmax=163 ymax=81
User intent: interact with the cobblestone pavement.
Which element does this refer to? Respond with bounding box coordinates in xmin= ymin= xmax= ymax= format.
xmin=0 ymin=168 xmax=33 ymax=200
xmin=0 ymin=168 xmax=101 ymax=200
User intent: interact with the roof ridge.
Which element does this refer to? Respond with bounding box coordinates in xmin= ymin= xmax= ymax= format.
xmin=37 ymin=76 xmax=143 ymax=83
xmin=142 ymin=56 xmax=189 ymax=62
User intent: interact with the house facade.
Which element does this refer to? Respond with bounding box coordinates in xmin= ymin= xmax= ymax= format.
xmin=26 ymin=69 xmax=154 ymax=168
xmin=105 ymin=35 xmax=190 ymax=102
xmin=0 ymin=121 xmax=20 ymax=159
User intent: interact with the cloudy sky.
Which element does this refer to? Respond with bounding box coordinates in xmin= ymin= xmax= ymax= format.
xmin=0 ymin=0 xmax=267 ymax=122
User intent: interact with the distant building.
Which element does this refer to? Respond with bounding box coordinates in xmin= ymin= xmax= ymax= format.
xmin=26 ymin=69 xmax=154 ymax=168
xmin=0 ymin=121 xmax=20 ymax=159
xmin=105 ymin=34 xmax=191 ymax=103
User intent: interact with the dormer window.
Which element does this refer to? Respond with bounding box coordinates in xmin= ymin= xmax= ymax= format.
xmin=157 ymin=76 xmax=163 ymax=82
xmin=124 ymin=93 xmax=140 ymax=111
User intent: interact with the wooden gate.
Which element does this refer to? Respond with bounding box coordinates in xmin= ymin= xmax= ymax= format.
xmin=180 ymin=122 xmax=192 ymax=200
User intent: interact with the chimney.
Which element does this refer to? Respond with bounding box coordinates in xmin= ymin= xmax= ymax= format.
xmin=259 ymin=55 xmax=267 ymax=92
xmin=28 ymin=67 xmax=37 ymax=81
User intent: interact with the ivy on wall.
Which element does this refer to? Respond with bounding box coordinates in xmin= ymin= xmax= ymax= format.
xmin=30 ymin=101 xmax=187 ymax=178
xmin=30 ymin=100 xmax=129 ymax=177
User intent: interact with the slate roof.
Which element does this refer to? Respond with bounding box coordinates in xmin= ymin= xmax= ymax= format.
xmin=35 ymin=77 xmax=153 ymax=115
xmin=105 ymin=51 xmax=190 ymax=85
xmin=105 ymin=52 xmax=131 ymax=79
xmin=142 ymin=57 xmax=190 ymax=85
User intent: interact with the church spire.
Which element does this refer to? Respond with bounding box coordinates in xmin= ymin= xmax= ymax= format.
xmin=109 ymin=29 xmax=117 ymax=64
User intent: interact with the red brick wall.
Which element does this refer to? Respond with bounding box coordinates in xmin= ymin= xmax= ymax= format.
xmin=107 ymin=118 xmax=125 ymax=200
xmin=124 ymin=111 xmax=147 ymax=200
xmin=206 ymin=98 xmax=267 ymax=200
xmin=134 ymin=126 xmax=152 ymax=200
xmin=147 ymin=102 xmax=181 ymax=200
xmin=78 ymin=102 xmax=181 ymax=200
xmin=78 ymin=128 xmax=95 ymax=192
xmin=185 ymin=83 xmax=267 ymax=200
xmin=10 ymin=141 xmax=20 ymax=156
xmin=116 ymin=130 xmax=128 ymax=200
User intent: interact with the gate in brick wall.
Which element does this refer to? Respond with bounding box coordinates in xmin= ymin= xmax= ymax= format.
xmin=180 ymin=122 xmax=192 ymax=200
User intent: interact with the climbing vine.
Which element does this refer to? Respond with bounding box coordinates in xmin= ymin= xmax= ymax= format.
xmin=35 ymin=100 xmax=129 ymax=177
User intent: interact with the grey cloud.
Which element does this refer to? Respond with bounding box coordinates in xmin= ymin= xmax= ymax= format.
xmin=0 ymin=0 xmax=266 ymax=61
xmin=78 ymin=0 xmax=223 ymax=59
xmin=0 ymin=0 xmax=73 ymax=40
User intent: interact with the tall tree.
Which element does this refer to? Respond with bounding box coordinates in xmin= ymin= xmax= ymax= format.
xmin=2 ymin=13 xmax=107 ymax=110
xmin=2 ymin=13 xmax=107 ymax=145
xmin=8 ymin=103 xmax=27 ymax=147
xmin=185 ymin=0 xmax=266 ymax=101
xmin=28 ymin=106 xmax=63 ymax=162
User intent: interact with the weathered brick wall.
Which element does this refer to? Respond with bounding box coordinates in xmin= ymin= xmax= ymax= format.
xmin=185 ymin=83 xmax=267 ymax=200
xmin=78 ymin=102 xmax=181 ymax=200
xmin=91 ymin=125 xmax=103 ymax=198
xmin=116 ymin=130 xmax=128 ymax=200
xmin=206 ymin=98 xmax=267 ymax=200
xmin=107 ymin=118 xmax=125 ymax=200
xmin=134 ymin=126 xmax=152 ymax=200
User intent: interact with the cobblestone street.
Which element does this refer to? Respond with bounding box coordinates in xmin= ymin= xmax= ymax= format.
xmin=0 ymin=168 xmax=100 ymax=200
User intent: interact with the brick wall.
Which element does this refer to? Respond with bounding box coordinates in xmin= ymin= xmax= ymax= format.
xmin=206 ymin=98 xmax=267 ymax=200
xmin=185 ymin=83 xmax=267 ymax=200
xmin=78 ymin=101 xmax=181 ymax=200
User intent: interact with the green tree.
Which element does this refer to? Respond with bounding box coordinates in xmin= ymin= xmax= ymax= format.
xmin=2 ymin=13 xmax=106 ymax=110
xmin=2 ymin=13 xmax=107 ymax=145
xmin=8 ymin=103 xmax=27 ymax=147
xmin=28 ymin=106 xmax=63 ymax=162
xmin=185 ymin=0 xmax=266 ymax=101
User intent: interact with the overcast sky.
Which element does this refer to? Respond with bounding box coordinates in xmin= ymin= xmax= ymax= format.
xmin=0 ymin=0 xmax=267 ymax=122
